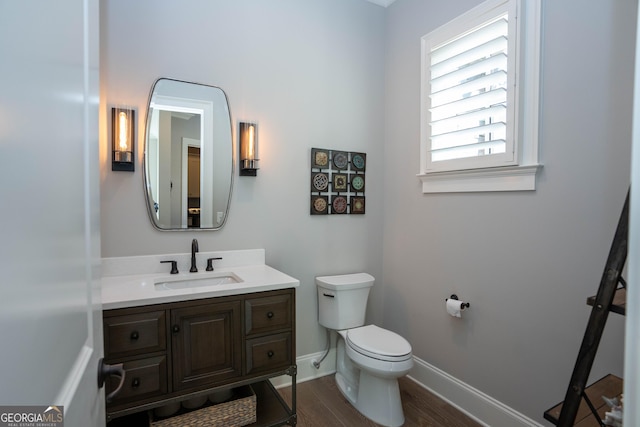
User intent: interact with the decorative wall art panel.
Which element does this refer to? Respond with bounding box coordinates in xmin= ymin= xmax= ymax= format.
xmin=310 ymin=148 xmax=366 ymax=215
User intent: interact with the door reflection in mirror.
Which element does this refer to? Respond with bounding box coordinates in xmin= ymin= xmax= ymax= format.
xmin=144 ymin=78 xmax=233 ymax=230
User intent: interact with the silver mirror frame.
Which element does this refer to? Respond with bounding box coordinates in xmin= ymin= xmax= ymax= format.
xmin=143 ymin=78 xmax=235 ymax=231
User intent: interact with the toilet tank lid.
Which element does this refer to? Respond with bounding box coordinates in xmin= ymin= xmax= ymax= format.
xmin=315 ymin=273 xmax=374 ymax=290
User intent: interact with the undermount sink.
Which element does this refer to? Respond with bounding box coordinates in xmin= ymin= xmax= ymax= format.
xmin=155 ymin=273 xmax=242 ymax=291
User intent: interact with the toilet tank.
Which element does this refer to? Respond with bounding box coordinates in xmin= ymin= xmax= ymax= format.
xmin=316 ymin=273 xmax=374 ymax=330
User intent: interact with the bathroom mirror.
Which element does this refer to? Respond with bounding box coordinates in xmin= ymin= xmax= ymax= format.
xmin=144 ymin=78 xmax=233 ymax=230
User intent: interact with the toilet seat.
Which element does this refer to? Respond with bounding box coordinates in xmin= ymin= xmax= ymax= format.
xmin=346 ymin=325 xmax=412 ymax=362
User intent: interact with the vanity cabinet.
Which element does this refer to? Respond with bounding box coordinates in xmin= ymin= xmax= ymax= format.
xmin=103 ymin=288 xmax=296 ymax=426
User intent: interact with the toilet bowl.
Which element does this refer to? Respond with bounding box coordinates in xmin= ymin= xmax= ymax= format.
xmin=316 ymin=273 xmax=413 ymax=427
xmin=339 ymin=326 xmax=413 ymax=427
xmin=345 ymin=325 xmax=413 ymax=378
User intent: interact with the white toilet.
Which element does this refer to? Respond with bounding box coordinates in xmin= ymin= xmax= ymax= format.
xmin=316 ymin=273 xmax=413 ymax=427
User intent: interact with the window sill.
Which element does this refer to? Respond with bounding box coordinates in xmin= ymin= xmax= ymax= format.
xmin=418 ymin=164 xmax=542 ymax=193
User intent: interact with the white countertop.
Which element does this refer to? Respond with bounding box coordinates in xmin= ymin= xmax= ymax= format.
xmin=101 ymin=249 xmax=299 ymax=310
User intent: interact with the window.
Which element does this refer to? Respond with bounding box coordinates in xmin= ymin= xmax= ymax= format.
xmin=419 ymin=0 xmax=541 ymax=193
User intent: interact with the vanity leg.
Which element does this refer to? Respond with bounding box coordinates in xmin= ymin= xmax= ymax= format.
xmin=286 ymin=364 xmax=298 ymax=425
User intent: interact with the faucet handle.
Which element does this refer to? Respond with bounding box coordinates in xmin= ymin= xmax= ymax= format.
xmin=160 ymin=260 xmax=179 ymax=274
xmin=206 ymin=257 xmax=223 ymax=271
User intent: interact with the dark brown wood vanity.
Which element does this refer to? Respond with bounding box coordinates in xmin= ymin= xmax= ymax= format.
xmin=103 ymin=288 xmax=296 ymax=426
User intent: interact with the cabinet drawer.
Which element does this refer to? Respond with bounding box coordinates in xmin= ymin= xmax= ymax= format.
xmin=107 ymin=356 xmax=167 ymax=406
xmin=245 ymin=293 xmax=292 ymax=335
xmin=245 ymin=332 xmax=292 ymax=375
xmin=104 ymin=310 xmax=166 ymax=359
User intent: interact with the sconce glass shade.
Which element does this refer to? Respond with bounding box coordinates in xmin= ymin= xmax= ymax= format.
xmin=239 ymin=121 xmax=258 ymax=176
xmin=112 ymin=107 xmax=135 ymax=171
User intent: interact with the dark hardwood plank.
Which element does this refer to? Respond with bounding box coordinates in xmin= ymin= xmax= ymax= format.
xmin=279 ymin=375 xmax=481 ymax=427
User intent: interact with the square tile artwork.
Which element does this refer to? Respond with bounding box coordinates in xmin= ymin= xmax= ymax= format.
xmin=310 ymin=148 xmax=365 ymax=215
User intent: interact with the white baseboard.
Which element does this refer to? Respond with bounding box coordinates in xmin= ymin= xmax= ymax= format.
xmin=408 ymin=356 xmax=544 ymax=427
xmin=270 ymin=351 xmax=541 ymax=427
xmin=269 ymin=348 xmax=337 ymax=389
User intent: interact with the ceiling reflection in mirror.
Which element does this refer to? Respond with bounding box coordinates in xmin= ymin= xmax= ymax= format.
xmin=144 ymin=78 xmax=233 ymax=230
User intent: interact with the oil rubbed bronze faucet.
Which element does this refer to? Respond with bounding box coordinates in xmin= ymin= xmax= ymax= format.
xmin=190 ymin=239 xmax=199 ymax=272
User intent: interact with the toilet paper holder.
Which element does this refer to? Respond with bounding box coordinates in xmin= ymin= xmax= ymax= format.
xmin=446 ymin=294 xmax=470 ymax=309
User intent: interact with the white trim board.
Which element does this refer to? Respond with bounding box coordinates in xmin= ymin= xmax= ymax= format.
xmin=273 ymin=351 xmax=542 ymax=427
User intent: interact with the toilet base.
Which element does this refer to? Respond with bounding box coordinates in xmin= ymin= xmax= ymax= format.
xmin=354 ymin=370 xmax=405 ymax=427
xmin=335 ymin=371 xmax=357 ymax=405
xmin=334 ymin=333 xmax=407 ymax=427
xmin=335 ymin=337 xmax=359 ymax=406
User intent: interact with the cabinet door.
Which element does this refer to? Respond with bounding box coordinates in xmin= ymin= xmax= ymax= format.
xmin=171 ymin=300 xmax=242 ymax=391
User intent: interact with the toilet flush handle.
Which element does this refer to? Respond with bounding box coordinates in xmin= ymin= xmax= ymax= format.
xmin=322 ymin=293 xmax=335 ymax=298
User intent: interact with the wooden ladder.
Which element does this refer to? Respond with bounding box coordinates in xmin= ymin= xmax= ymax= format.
xmin=544 ymin=190 xmax=628 ymax=426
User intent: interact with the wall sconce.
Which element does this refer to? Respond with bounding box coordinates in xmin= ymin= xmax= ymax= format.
xmin=112 ymin=107 xmax=135 ymax=172
xmin=239 ymin=121 xmax=258 ymax=176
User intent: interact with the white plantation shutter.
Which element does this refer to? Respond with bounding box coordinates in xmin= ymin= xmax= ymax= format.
xmin=429 ymin=13 xmax=510 ymax=163
xmin=419 ymin=0 xmax=542 ymax=192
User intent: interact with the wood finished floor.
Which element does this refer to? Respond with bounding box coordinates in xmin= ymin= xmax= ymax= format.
xmin=278 ymin=375 xmax=482 ymax=427
xmin=106 ymin=375 xmax=482 ymax=427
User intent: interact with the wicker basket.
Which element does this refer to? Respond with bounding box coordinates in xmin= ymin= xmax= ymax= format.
xmin=150 ymin=386 xmax=256 ymax=427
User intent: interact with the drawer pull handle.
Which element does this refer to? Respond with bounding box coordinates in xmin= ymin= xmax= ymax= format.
xmin=130 ymin=331 xmax=139 ymax=340
xmin=267 ymin=350 xmax=274 ymax=358
xmin=131 ymin=378 xmax=140 ymax=388
xmin=172 ymin=325 xmax=180 ymax=333
xmin=267 ymin=311 xmax=274 ymax=319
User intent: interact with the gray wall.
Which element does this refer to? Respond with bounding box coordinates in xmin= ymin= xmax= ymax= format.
xmin=99 ymin=0 xmax=386 ymax=357
xmin=383 ymin=0 xmax=635 ymax=421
